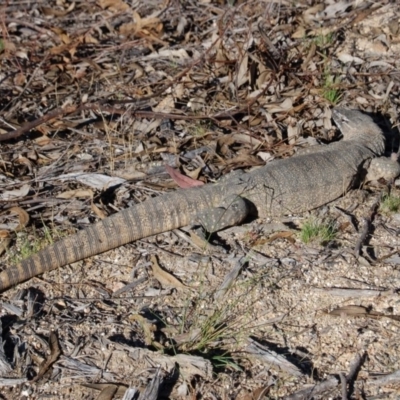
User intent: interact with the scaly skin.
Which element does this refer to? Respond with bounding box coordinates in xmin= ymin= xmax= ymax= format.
xmin=0 ymin=108 xmax=394 ymax=292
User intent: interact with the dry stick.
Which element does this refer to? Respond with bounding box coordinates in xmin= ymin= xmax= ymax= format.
xmin=31 ymin=331 xmax=62 ymax=383
xmin=138 ymin=367 xmax=163 ymax=400
xmin=285 ymin=353 xmax=366 ymax=400
xmin=284 ymin=377 xmax=339 ymax=400
xmin=0 ymin=105 xmax=227 ymax=141
xmin=369 ymin=369 xmax=400 ymax=386
xmin=96 ymin=385 xmax=118 ymax=400
xmin=346 ymin=352 xmax=366 ymax=398
xmin=214 ymin=256 xmax=248 ymax=300
xmin=312 ymin=287 xmax=393 ymax=298
xmin=0 ymin=102 xmax=128 ymax=141
xmin=347 ymin=353 xmax=365 ymax=381
xmin=0 ymin=105 xmax=79 ymax=141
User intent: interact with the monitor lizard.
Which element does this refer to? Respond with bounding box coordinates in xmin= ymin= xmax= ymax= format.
xmin=0 ymin=108 xmax=399 ymax=292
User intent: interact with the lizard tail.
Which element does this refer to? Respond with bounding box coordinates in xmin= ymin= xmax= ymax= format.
xmin=0 ymin=188 xmax=209 ymax=292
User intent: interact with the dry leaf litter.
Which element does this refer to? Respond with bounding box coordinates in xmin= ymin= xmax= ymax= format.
xmin=0 ymin=0 xmax=400 ymax=399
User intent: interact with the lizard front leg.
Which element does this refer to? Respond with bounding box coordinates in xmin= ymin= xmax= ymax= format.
xmin=195 ymin=194 xmax=250 ymax=233
xmin=189 ymin=195 xmax=250 ymax=249
xmin=366 ymin=154 xmax=400 ymax=182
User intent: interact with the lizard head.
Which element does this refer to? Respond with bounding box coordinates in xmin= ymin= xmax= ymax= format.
xmin=332 ymin=107 xmax=385 ymax=155
xmin=332 ymin=108 xmax=369 ymax=139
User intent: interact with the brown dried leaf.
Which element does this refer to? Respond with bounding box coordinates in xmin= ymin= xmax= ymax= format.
xmin=14 ymin=155 xmax=33 ymax=168
xmin=225 ymin=154 xmax=264 ymax=168
xmin=302 ymin=4 xmax=325 ymax=24
xmin=91 ymin=202 xmax=107 ymax=220
xmin=263 ymin=231 xmax=295 ymax=245
xmin=150 ymin=255 xmax=188 ymax=290
xmin=81 ymin=384 xmax=128 ymax=397
xmin=266 ymin=98 xmax=293 ymax=113
xmin=0 ymin=40 xmax=16 ymax=53
xmin=292 ymin=25 xmax=306 ymax=39
xmin=237 ymin=54 xmax=249 ymax=87
xmin=41 ymin=2 xmax=75 ymax=17
xmin=232 ymin=133 xmax=262 ymax=147
xmin=215 ymin=40 xmax=230 ymax=74
xmin=57 ymin=189 xmax=94 ymax=199
xmin=189 ymin=230 xmax=210 ymax=249
xmin=7 ymin=207 xmax=30 ymax=231
xmin=0 ymin=237 xmax=11 ymax=257
xmin=328 ymin=306 xmax=400 ymax=322
xmin=350 ymin=8 xmax=376 ymax=26
xmin=154 ymin=95 xmax=175 ymax=113
xmin=84 ymin=33 xmax=99 ymax=44
xmin=327 ymin=305 xmax=382 ymax=319
xmin=217 ymin=134 xmax=236 ymax=149
xmin=13 ymin=73 xmax=26 ymax=86
xmin=119 ymin=11 xmax=162 ymax=37
xmin=96 ymin=385 xmax=118 ymax=400
xmin=238 ymin=385 xmax=270 ymax=400
xmin=49 ymin=40 xmax=81 ymax=56
xmin=135 ymin=13 xmax=162 ymax=32
xmin=98 ymin=0 xmax=130 ymax=12
xmin=0 ymin=207 xmax=21 ymax=256
xmin=50 ymin=27 xmax=72 ymax=44
xmin=33 ymin=135 xmax=52 ymax=146
xmin=31 ymin=332 xmax=62 ymax=383
xmin=0 ymin=231 xmax=10 ymax=239
xmin=183 ymin=166 xmax=202 ymax=181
